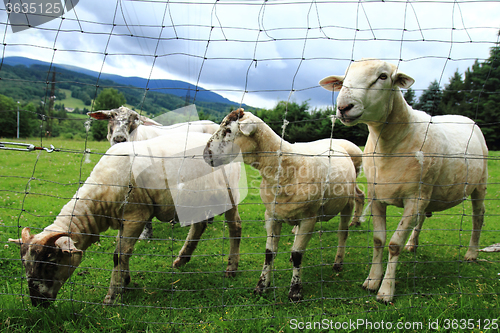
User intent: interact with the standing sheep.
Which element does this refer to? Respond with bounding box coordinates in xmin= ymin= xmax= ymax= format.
xmin=319 ymin=58 xmax=488 ymax=303
xmin=204 ymin=109 xmax=359 ymax=301
xmin=9 ymin=132 xmax=242 ymax=306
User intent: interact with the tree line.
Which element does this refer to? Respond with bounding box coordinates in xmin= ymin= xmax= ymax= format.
xmin=402 ymin=41 xmax=500 ymax=150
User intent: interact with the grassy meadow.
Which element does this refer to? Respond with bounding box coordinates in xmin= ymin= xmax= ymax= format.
xmin=0 ymin=138 xmax=499 ymax=332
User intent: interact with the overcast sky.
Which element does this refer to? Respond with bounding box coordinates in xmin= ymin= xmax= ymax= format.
xmin=1 ymin=0 xmax=499 ymax=110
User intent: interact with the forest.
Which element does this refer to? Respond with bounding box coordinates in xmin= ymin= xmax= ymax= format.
xmin=0 ymin=40 xmax=498 ymax=150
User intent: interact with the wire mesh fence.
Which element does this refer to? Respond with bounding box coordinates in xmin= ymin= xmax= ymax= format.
xmin=0 ymin=1 xmax=499 ymax=332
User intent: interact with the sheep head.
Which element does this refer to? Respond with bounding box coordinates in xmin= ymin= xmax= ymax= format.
xmin=319 ymin=59 xmax=414 ymax=126
xmin=204 ymin=108 xmax=259 ymax=167
xmin=88 ymin=106 xmax=161 ymax=145
xmin=9 ymin=228 xmax=83 ymax=307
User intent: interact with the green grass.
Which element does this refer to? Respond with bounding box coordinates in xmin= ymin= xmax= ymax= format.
xmin=56 ymin=89 xmax=141 ymax=112
xmin=57 ymin=89 xmax=90 ymax=110
xmin=0 ymin=139 xmax=499 ymax=332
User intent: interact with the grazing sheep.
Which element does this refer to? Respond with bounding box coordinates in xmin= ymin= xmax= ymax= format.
xmin=204 ymin=109 xmax=358 ymax=301
xmin=9 ymin=132 xmax=242 ymax=306
xmin=319 ymin=58 xmax=488 ymax=303
xmin=88 ymin=106 xmax=220 ymax=239
xmin=88 ymin=106 xmax=219 ymax=146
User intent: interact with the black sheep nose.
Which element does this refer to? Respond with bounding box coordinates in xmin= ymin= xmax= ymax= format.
xmin=113 ymin=135 xmax=127 ymax=144
xmin=338 ymin=104 xmax=354 ymax=115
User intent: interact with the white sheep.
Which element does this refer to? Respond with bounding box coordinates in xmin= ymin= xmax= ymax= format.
xmin=204 ymin=109 xmax=359 ymax=301
xmin=9 ymin=132 xmax=242 ymax=306
xmin=88 ymin=106 xmax=220 ymax=239
xmin=88 ymin=106 xmax=220 ymax=146
xmin=319 ymin=58 xmax=488 ymax=303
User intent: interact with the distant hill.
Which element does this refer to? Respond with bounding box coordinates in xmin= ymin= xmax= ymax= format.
xmin=0 ymin=56 xmax=252 ymax=121
xmin=2 ymin=56 xmax=243 ymax=106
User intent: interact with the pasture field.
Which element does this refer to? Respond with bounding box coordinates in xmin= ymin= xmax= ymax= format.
xmin=57 ymin=89 xmax=90 ymax=111
xmin=0 ymin=138 xmax=499 ymax=332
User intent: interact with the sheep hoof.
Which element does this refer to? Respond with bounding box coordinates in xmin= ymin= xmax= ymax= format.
xmin=376 ymin=293 xmax=393 ymax=304
xmin=225 ymin=270 xmax=237 ymax=278
xmin=172 ymin=256 xmax=190 ymax=268
xmin=332 ymin=262 xmax=343 ymax=272
xmin=349 ymin=219 xmax=361 ymax=228
xmin=288 ymin=284 xmax=303 ymax=302
xmin=362 ymin=279 xmax=380 ymax=293
xmin=254 ymin=277 xmax=269 ymax=295
xmin=464 ymin=255 xmax=478 ymax=262
xmin=404 ymin=244 xmax=418 ymax=253
xmin=103 ymin=294 xmax=116 ymax=305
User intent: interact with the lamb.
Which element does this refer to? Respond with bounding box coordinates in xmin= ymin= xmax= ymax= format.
xmin=319 ymin=58 xmax=488 ymax=303
xmin=88 ymin=106 xmax=220 ymax=239
xmin=88 ymin=106 xmax=220 ymax=146
xmin=204 ymin=109 xmax=360 ymax=301
xmin=9 ymin=132 xmax=242 ymax=306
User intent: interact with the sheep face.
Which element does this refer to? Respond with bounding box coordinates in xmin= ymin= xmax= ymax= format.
xmin=88 ymin=107 xmax=141 ymax=145
xmin=88 ymin=106 xmax=160 ymax=145
xmin=9 ymin=228 xmax=83 ymax=307
xmin=319 ymin=59 xmax=414 ymax=126
xmin=204 ymin=108 xmax=258 ymax=167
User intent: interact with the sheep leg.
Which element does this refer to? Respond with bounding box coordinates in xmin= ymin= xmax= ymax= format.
xmin=404 ymin=213 xmax=426 ymax=253
xmin=172 ymin=219 xmax=209 ymax=268
xmin=334 ymin=200 xmax=353 ymax=271
xmin=139 ymin=221 xmax=153 ymax=240
xmin=377 ymin=200 xmax=423 ymax=303
xmin=104 ymin=226 xmax=143 ymax=305
xmin=363 ymin=200 xmax=387 ymax=292
xmin=288 ymin=218 xmax=316 ymax=302
xmin=224 ymin=206 xmax=242 ymax=277
xmin=464 ymin=186 xmax=486 ymax=261
xmin=254 ymin=213 xmax=282 ymax=295
xmin=349 ymin=186 xmax=365 ymax=227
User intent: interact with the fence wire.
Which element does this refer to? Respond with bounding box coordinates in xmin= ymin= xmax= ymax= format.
xmin=0 ymin=0 xmax=499 ymax=331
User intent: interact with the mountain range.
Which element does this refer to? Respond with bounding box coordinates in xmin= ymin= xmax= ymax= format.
xmin=2 ymin=56 xmax=243 ymax=107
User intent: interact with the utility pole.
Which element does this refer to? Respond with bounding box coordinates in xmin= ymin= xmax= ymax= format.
xmin=16 ymin=101 xmax=19 ymax=139
xmin=47 ymin=70 xmax=56 ymax=136
xmin=184 ymin=87 xmax=191 ymax=106
xmin=44 ymin=69 xmax=58 ymax=137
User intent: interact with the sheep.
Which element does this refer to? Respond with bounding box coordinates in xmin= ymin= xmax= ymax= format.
xmin=319 ymin=58 xmax=488 ymax=303
xmin=88 ymin=106 xmax=220 ymax=146
xmin=88 ymin=106 xmax=220 ymax=239
xmin=9 ymin=132 xmax=242 ymax=306
xmin=204 ymin=109 xmax=359 ymax=301
xmin=296 ymin=138 xmax=365 ymax=227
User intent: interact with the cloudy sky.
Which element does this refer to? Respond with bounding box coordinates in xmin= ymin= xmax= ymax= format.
xmin=1 ymin=0 xmax=499 ymax=109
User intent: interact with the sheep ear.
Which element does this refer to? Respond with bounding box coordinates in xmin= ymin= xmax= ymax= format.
xmin=8 ymin=238 xmax=22 ymax=245
xmin=55 ymin=236 xmax=83 ymax=255
xmin=8 ymin=227 xmax=33 ymax=245
xmin=239 ymin=118 xmax=257 ymax=136
xmin=87 ymin=110 xmax=115 ymax=120
xmin=139 ymin=115 xmax=162 ymax=126
xmin=319 ymin=75 xmax=344 ymax=92
xmin=392 ymin=71 xmax=415 ymax=89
